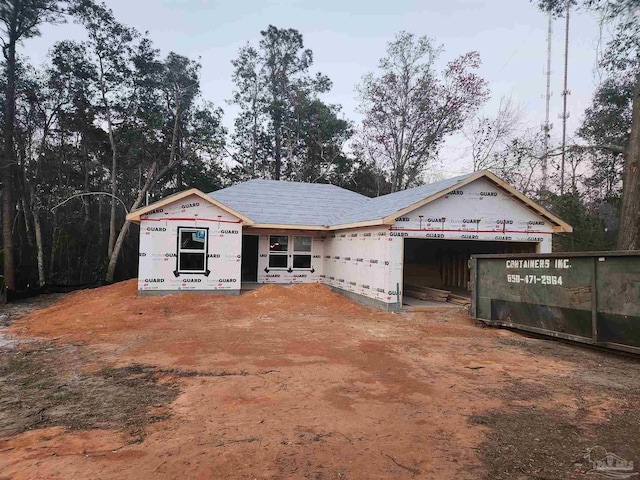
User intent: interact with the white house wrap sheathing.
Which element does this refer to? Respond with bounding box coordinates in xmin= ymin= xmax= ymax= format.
xmin=128 ymin=172 xmax=569 ymax=309
xmin=253 ymin=231 xmax=325 ymax=284
xmin=320 ymin=226 xmax=403 ymax=307
xmin=315 ymin=178 xmax=553 ymax=309
xmin=137 ymin=194 xmax=243 ymax=293
xmin=389 ymin=178 xmax=553 ymax=252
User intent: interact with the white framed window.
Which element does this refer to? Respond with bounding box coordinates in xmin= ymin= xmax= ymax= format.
xmin=293 ymin=236 xmax=312 ymax=269
xmin=268 ymin=235 xmax=313 ymax=270
xmin=177 ymin=227 xmax=208 ymax=273
xmin=269 ymin=235 xmax=289 ymax=269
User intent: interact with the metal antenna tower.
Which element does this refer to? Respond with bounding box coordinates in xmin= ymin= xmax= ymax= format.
xmin=560 ymin=0 xmax=571 ymax=195
xmin=542 ymin=10 xmax=553 ymax=194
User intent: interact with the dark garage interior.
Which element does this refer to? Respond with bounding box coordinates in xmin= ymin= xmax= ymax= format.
xmin=403 ymin=238 xmax=537 ymax=295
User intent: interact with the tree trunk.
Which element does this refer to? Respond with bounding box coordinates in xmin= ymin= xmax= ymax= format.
xmin=105 ymin=219 xmax=131 ymax=283
xmin=107 ymin=121 xmax=117 ymax=259
xmin=392 ymin=161 xmax=403 ymax=193
xmin=274 ymin=123 xmax=282 ymax=180
xmin=99 ymin=57 xmax=118 ymax=258
xmin=251 ymin=92 xmax=258 ymax=177
xmin=170 ymin=92 xmax=181 ymax=190
xmin=2 ymin=181 xmax=14 ymax=291
xmin=2 ymin=34 xmax=17 ymax=292
xmin=98 ymin=196 xmax=104 ymax=254
xmin=20 ymin=196 xmax=34 ymax=249
xmin=33 ymin=211 xmax=45 ymax=286
xmin=83 ymin=144 xmax=91 ymax=227
xmin=617 ymin=73 xmax=640 ymax=250
xmin=49 ymin=210 xmax=57 ymax=280
xmin=105 ymin=163 xmax=158 ymax=282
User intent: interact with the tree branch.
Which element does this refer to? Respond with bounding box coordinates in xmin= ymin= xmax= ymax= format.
xmin=546 ymin=143 xmax=626 ymax=157
xmin=50 ymin=192 xmax=129 ymax=214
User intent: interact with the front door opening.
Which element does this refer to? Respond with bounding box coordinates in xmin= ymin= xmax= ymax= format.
xmin=241 ymin=235 xmax=259 ymax=282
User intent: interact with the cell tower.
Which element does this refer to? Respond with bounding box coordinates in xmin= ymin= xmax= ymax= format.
xmin=560 ymin=0 xmax=571 ymax=195
xmin=541 ymin=10 xmax=553 ymax=194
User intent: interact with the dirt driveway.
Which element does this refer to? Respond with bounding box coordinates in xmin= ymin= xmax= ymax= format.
xmin=1 ymin=280 xmax=639 ymax=479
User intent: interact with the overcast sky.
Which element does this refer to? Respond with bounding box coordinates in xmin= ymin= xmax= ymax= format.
xmin=25 ymin=0 xmax=605 ymax=175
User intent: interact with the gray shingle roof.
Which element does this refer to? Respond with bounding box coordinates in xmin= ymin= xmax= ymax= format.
xmin=334 ymin=173 xmax=476 ymax=225
xmin=208 ymin=173 xmax=476 ymax=227
xmin=209 ymin=179 xmax=368 ymax=226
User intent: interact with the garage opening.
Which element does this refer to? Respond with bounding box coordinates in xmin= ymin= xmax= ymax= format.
xmin=402 ymin=238 xmax=537 ymax=306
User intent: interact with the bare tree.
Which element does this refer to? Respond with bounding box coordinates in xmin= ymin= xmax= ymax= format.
xmin=490 ymin=129 xmax=547 ymax=198
xmin=357 ymin=31 xmax=489 ymax=192
xmin=464 ymin=97 xmax=525 ymax=171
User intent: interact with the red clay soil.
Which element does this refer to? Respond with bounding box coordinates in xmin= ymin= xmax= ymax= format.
xmin=1 ymin=280 xmax=639 ymax=479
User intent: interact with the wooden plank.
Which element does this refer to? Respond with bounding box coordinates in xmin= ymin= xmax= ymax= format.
xmin=405 ymin=284 xmax=451 ymax=302
xmin=447 ymin=291 xmax=471 ymax=306
xmin=405 ymin=289 xmax=449 ymax=298
xmin=406 ymin=290 xmax=449 ymax=302
xmin=448 ymin=299 xmax=470 ymax=306
xmin=449 ymin=293 xmax=470 ymax=301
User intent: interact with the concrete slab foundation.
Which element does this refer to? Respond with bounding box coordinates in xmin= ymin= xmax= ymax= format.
xmin=139 ymin=289 xmax=241 ymax=297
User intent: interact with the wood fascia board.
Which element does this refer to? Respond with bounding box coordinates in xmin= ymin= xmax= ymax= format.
xmin=248 ymin=223 xmax=330 ymax=231
xmin=126 ymin=188 xmax=254 ymax=225
xmin=126 ymin=189 xmax=198 ymax=222
xmin=380 ymin=171 xmax=486 ymax=224
xmin=481 ymin=171 xmax=573 ymax=233
xmin=251 ymin=217 xmax=398 ymax=231
xmin=328 ymin=218 xmax=387 ymax=230
xmin=250 ymin=219 xmax=388 ymax=231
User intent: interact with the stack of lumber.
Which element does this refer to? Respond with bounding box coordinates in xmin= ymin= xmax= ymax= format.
xmin=405 ymin=284 xmax=451 ymax=302
xmin=405 ymin=283 xmax=472 ymax=306
xmin=447 ymin=293 xmax=471 ymax=306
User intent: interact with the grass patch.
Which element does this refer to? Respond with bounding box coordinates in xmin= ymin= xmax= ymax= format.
xmin=0 ymin=343 xmax=180 ymax=437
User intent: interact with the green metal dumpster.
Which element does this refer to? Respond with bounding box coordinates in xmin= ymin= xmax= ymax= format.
xmin=470 ymin=251 xmax=640 ymax=355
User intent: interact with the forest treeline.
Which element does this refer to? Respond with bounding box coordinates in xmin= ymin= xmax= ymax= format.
xmin=0 ymin=0 xmax=638 ymax=291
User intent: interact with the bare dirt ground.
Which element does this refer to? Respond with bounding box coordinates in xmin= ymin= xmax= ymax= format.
xmin=1 ymin=280 xmax=639 ymax=479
